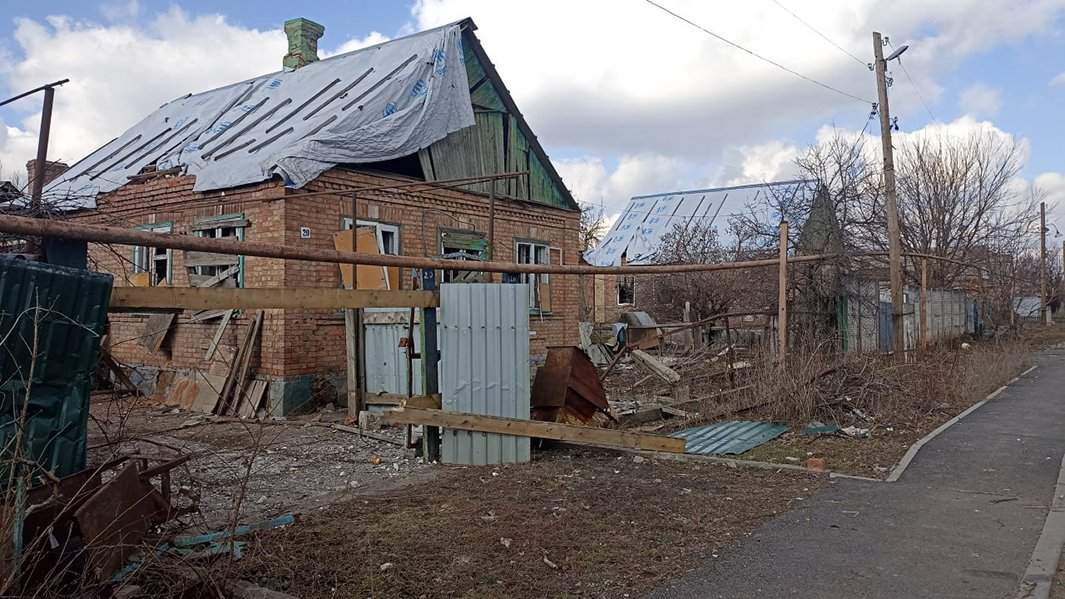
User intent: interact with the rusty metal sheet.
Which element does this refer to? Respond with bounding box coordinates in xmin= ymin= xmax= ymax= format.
xmin=75 ymin=464 xmax=167 ymax=580
xmin=531 ymin=346 xmax=609 ymax=425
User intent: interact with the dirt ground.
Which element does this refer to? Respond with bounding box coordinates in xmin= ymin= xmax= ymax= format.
xmin=234 ymin=447 xmax=823 ymax=599
xmin=87 ymin=397 xmax=433 ymax=529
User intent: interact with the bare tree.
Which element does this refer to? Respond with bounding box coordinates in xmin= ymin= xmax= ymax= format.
xmin=579 ymin=202 xmax=607 ymax=252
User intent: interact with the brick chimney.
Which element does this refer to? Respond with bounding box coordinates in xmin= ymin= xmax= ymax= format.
xmin=26 ymin=159 xmax=69 ymax=188
xmin=283 ymin=18 xmax=325 ymax=70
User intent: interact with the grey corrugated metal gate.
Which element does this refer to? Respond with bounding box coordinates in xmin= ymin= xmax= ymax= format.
xmin=439 ymin=283 xmax=530 ymax=465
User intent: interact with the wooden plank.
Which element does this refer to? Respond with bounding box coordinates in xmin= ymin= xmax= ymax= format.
xmin=630 ymin=349 xmax=681 ymax=385
xmin=344 ymin=308 xmax=362 ymax=417
xmin=237 ymin=379 xmax=268 ymax=419
xmin=193 ymin=264 xmax=240 ymax=288
xmin=191 ymin=218 xmax=249 ymax=231
xmin=142 ymin=312 xmax=175 ymax=353
xmin=110 ymin=287 xmax=439 ymax=311
xmin=188 ymin=274 xmax=237 ymax=288
xmin=219 ymin=311 xmax=262 ymax=415
xmin=378 ymin=408 xmax=686 ymax=454
xmin=334 ymin=228 xmax=389 ymax=290
xmin=364 ymin=393 xmax=442 ymax=409
xmin=183 ymin=250 xmax=240 ymax=268
xmin=204 ymin=309 xmax=234 ymax=360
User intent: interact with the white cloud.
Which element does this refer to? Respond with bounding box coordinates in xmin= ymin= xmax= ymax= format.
xmin=555 ymin=153 xmax=686 ymax=217
xmin=1051 ymin=72 xmax=1065 ymax=87
xmin=0 ymin=8 xmax=394 ymax=178
xmin=323 ymin=32 xmax=391 ymax=57
xmin=717 ymin=140 xmax=801 ymax=186
xmin=959 ymin=83 xmax=1002 ymax=117
xmin=412 ymin=0 xmax=1064 ymax=161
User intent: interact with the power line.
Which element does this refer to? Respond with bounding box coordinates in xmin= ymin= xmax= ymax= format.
xmin=768 ymin=0 xmax=867 ymax=68
xmin=643 ymin=0 xmax=875 ymax=105
xmin=887 ymin=39 xmax=938 ymax=123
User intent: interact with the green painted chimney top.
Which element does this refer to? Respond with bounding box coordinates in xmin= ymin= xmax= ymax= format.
xmin=283 ymin=18 xmax=325 ymax=70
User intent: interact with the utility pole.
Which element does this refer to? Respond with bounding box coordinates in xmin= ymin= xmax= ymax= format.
xmin=1041 ymin=201 xmax=1048 ymax=325
xmin=0 ymin=78 xmax=69 ymax=254
xmin=873 ymin=32 xmax=905 ymax=356
xmin=777 ymin=221 xmax=789 ymax=368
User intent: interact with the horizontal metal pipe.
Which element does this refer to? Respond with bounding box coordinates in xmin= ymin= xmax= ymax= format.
xmin=0 ymin=214 xmax=835 ymax=275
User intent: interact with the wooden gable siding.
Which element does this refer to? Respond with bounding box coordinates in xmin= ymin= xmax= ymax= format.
xmin=417 ymin=28 xmax=576 ymax=211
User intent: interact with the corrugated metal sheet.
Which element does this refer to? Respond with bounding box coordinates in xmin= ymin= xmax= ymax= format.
xmin=439 ymin=283 xmax=530 ymax=465
xmin=584 ymin=180 xmax=813 ymax=266
xmin=0 ymin=257 xmax=112 ymax=479
xmin=363 ymin=314 xmax=424 ymax=398
xmin=671 ymin=421 xmax=789 ymax=455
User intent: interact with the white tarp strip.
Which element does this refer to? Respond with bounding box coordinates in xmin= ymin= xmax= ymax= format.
xmin=46 ymin=21 xmax=474 ymax=208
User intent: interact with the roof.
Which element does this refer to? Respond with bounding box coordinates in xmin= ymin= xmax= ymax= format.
xmin=583 ymin=180 xmax=812 ymax=266
xmin=46 ymin=20 xmax=477 ymax=208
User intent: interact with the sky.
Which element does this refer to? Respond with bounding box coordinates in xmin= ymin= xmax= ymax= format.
xmin=1 ymin=0 xmax=1063 ymax=233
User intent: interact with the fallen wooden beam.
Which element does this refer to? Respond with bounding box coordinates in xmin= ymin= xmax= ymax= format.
xmin=377 ymin=408 xmax=686 ymax=454
xmin=630 ymin=349 xmax=681 ymax=385
xmin=110 ymin=287 xmax=439 ymax=311
xmin=364 ymin=394 xmax=442 ymax=410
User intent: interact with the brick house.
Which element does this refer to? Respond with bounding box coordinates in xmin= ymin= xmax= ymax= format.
xmin=47 ymin=17 xmax=581 ymax=413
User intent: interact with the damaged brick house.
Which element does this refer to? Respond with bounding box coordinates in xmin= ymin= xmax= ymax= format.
xmin=46 ymin=17 xmax=581 ymax=413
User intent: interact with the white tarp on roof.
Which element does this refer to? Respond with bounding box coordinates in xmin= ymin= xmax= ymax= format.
xmin=584 ymin=180 xmax=811 ymax=266
xmin=46 ymin=21 xmax=474 ymax=208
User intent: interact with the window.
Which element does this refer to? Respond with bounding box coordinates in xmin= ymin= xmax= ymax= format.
xmin=439 ymin=229 xmax=486 ymax=283
xmin=190 ymin=214 xmax=246 ymax=287
xmin=132 ymin=223 xmax=172 ymax=286
xmin=618 ymin=275 xmax=636 ymax=305
xmin=341 ymin=218 xmax=399 ymax=255
xmin=516 ymin=240 xmax=551 ymax=311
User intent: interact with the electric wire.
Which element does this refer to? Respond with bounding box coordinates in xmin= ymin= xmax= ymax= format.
xmin=643 ymin=0 xmax=875 ymax=105
xmin=768 ymin=0 xmax=867 ymax=68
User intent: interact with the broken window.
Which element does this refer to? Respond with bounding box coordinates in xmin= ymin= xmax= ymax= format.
xmin=188 ymin=214 xmax=246 ymax=288
xmin=341 ymin=218 xmax=399 ymax=255
xmin=337 ymin=218 xmax=401 ymax=289
xmin=131 ymin=223 xmax=172 ymax=286
xmin=440 ymin=229 xmax=487 ymax=283
xmin=516 ymin=240 xmax=551 ymax=311
xmin=617 ymin=275 xmax=636 ymax=306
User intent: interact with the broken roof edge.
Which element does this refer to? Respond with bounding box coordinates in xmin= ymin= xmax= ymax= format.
xmin=629 ymin=178 xmax=815 ymax=201
xmin=459 ymin=25 xmax=579 ymax=211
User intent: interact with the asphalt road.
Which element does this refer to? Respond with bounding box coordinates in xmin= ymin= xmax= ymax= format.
xmin=649 ymin=349 xmax=1065 ymax=599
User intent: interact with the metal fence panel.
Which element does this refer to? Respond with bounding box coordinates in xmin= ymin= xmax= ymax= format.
xmin=363 ymin=314 xmax=423 ymax=397
xmin=440 ymin=283 xmax=530 ymax=465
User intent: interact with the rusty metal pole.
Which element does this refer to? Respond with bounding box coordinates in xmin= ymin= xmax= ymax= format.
xmin=487 ymin=179 xmax=496 ymax=261
xmin=778 ymin=221 xmax=789 ymax=368
xmin=29 ymin=86 xmax=54 ymax=215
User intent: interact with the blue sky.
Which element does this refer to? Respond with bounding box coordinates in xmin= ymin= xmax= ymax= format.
xmin=0 ymin=0 xmax=1062 ymax=226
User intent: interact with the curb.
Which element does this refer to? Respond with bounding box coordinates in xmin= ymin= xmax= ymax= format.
xmin=886 ymin=364 xmax=1038 ymax=482
xmin=1016 ymin=450 xmax=1065 ymax=599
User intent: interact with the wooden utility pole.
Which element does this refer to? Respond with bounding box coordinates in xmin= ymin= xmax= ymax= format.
xmin=346 ymin=191 xmax=363 ymax=419
xmin=873 ymin=32 xmax=905 ymax=356
xmin=1041 ymin=201 xmax=1049 ymax=325
xmin=777 ymin=221 xmax=789 ymax=367
xmin=920 ymin=257 xmax=929 ymax=350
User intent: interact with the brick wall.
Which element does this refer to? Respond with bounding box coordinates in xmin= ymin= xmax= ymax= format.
xmin=76 ymin=168 xmax=581 ymax=393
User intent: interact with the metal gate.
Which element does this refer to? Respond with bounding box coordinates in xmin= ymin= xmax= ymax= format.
xmin=439 ymin=283 xmax=531 ymax=465
xmin=362 ymin=310 xmax=423 ymax=397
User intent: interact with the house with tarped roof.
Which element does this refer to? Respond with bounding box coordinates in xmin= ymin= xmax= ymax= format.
xmin=55 ymin=17 xmax=580 ymax=414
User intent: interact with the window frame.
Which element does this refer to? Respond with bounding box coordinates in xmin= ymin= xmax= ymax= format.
xmin=191 ymin=213 xmax=245 ymax=287
xmin=617 ymin=275 xmax=636 ymax=306
xmin=515 ymin=238 xmax=552 ymax=313
xmin=132 ymin=222 xmax=173 ymax=286
xmin=439 ymin=228 xmax=487 ymax=284
xmin=341 ymin=217 xmax=400 ymax=256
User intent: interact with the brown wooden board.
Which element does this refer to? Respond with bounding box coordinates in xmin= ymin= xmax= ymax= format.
xmin=183 ymin=250 xmax=240 ymax=268
xmin=236 ymin=379 xmax=268 ymax=419
xmin=141 ymin=312 xmax=175 ymax=353
xmin=378 ymin=408 xmax=686 ymax=453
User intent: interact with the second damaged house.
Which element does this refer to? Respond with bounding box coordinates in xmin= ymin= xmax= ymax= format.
xmin=46 ymin=17 xmax=581 ymax=414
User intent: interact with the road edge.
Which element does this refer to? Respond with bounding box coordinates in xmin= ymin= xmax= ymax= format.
xmin=886 ymin=363 xmax=1039 ymax=482
xmin=1016 ymin=449 xmax=1065 ymax=599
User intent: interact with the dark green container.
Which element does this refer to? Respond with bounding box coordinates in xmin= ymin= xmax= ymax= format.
xmin=0 ymin=256 xmax=112 ymax=480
